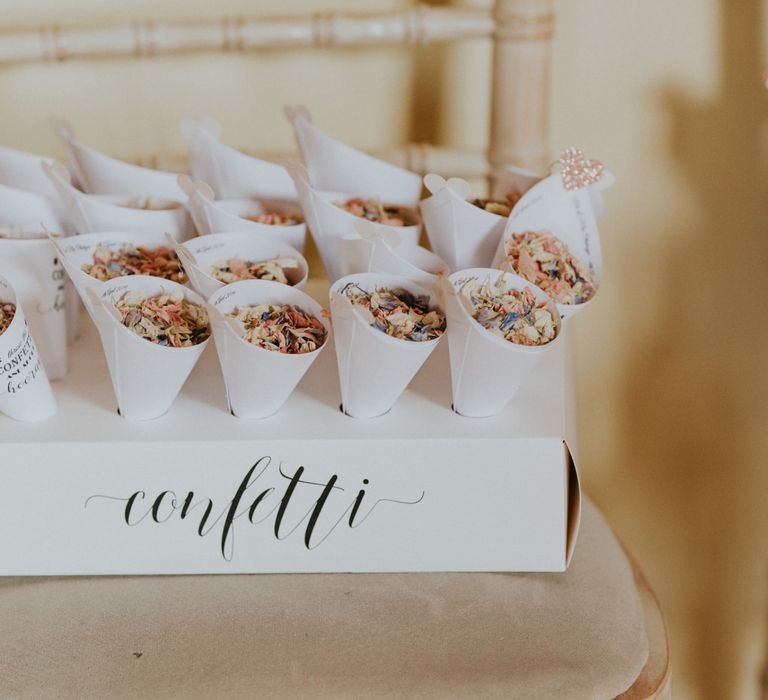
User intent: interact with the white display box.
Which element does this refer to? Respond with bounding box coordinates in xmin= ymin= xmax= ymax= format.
xmin=0 ymin=281 xmax=581 ymax=575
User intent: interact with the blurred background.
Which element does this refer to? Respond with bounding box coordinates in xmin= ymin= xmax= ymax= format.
xmin=1 ymin=0 xmax=767 ymax=696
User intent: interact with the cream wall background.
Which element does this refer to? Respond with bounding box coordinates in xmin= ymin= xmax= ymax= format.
xmin=1 ymin=0 xmax=767 ymax=698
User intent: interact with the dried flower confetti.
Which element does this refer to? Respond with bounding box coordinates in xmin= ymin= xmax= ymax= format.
xmin=468 ymin=192 xmax=521 ymax=217
xmin=336 ymin=198 xmax=412 ymax=227
xmin=340 ymin=283 xmax=445 ymax=342
xmin=228 ymin=304 xmax=326 ymax=354
xmin=457 ymin=275 xmax=557 ymax=347
xmin=119 ymin=197 xmax=181 ymax=211
xmin=209 ymin=257 xmax=300 ymax=285
xmin=501 ymin=231 xmax=596 ymax=305
xmin=246 ymin=212 xmax=303 ymax=226
xmin=114 ymin=291 xmax=210 ymax=347
xmin=0 ymin=302 xmax=15 ymax=336
xmin=82 ymin=245 xmax=187 ymax=284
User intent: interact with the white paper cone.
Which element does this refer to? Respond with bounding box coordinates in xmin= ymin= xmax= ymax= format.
xmin=208 ymin=280 xmax=329 ymax=418
xmin=58 ymin=125 xmax=186 ymax=200
xmin=44 ymin=162 xmax=194 ymax=241
xmin=177 ymin=232 xmax=308 ymax=299
xmin=339 ymin=222 xmax=447 ymax=291
xmin=0 ymin=275 xmax=57 ymax=421
xmin=492 ymin=172 xmax=607 ymax=320
xmin=287 ymin=107 xmax=422 ymax=208
xmin=491 ymin=165 xmax=542 ymax=203
xmin=55 ymin=230 xmax=178 ymax=318
xmin=185 ymin=120 xmax=298 ymax=201
xmin=444 ymin=268 xmax=562 ymax=418
xmin=329 ymin=272 xmax=443 ymax=418
xmin=90 ymin=276 xmax=210 ymax=420
xmin=181 ymin=177 xmax=306 ymax=252
xmin=0 ymin=237 xmax=67 ymax=380
xmin=420 ymin=174 xmax=506 ymax=272
xmin=0 ymin=144 xmax=60 ymax=198
xmin=292 ymin=171 xmax=420 ymax=283
xmin=0 ymin=183 xmax=67 ymax=237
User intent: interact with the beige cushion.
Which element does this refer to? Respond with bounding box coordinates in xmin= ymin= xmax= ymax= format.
xmin=0 ymin=499 xmax=647 ymax=699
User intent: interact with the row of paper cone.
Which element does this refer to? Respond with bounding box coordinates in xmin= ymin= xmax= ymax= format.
xmin=58 ymin=131 xmax=609 ymax=323
xmin=0 ymin=116 xmax=317 ymax=388
xmin=52 ymin=229 xmax=309 ymax=315
xmin=84 ymin=275 xmax=328 ymax=421
xmin=332 ymin=270 xmax=562 ymax=419
xmin=0 ymin=123 xmax=307 ymax=244
xmin=48 ymin=211 xmax=447 ymax=325
xmin=35 ymin=161 xmax=309 ymax=251
xmin=2 ymin=112 xmax=610 ymax=305
xmin=1 ymin=114 xmax=428 ymax=286
xmin=76 ymin=267 xmax=561 ymax=422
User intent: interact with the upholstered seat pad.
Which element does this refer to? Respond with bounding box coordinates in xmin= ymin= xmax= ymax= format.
xmin=0 ymin=499 xmax=647 ymax=699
